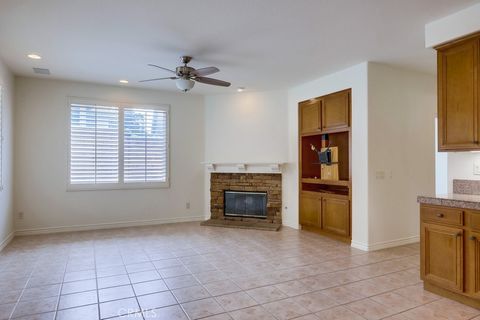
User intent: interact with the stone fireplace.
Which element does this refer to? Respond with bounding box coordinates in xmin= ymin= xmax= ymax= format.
xmin=203 ymin=172 xmax=282 ymax=230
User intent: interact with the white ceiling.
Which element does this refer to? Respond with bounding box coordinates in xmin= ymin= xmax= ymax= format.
xmin=0 ymin=0 xmax=478 ymax=94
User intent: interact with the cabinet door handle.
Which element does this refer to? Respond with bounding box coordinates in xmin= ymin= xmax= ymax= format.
xmin=470 ymin=236 xmax=477 ymax=241
xmin=456 ymin=232 xmax=462 ymax=237
xmin=436 ymin=213 xmax=444 ymax=218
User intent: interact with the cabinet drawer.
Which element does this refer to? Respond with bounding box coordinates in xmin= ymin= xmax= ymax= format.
xmin=465 ymin=211 xmax=480 ymax=231
xmin=421 ymin=205 xmax=463 ymax=226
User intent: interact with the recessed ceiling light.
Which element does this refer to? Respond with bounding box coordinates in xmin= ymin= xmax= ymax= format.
xmin=27 ymin=54 xmax=42 ymax=60
xmin=237 ymin=87 xmax=245 ymax=92
xmin=119 ymin=80 xmax=129 ymax=84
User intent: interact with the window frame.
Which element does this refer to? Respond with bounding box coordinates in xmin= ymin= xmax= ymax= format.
xmin=67 ymin=97 xmax=170 ymax=191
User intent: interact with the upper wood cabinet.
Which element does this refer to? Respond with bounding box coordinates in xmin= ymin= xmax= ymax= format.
xmin=299 ymin=89 xmax=350 ymax=134
xmin=299 ymin=100 xmax=321 ymax=134
xmin=437 ymin=35 xmax=480 ymax=151
xmin=421 ymin=222 xmax=463 ymax=292
xmin=321 ymin=90 xmax=350 ymax=131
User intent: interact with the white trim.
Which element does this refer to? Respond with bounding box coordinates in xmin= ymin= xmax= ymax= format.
xmin=0 ymin=231 xmax=14 ymax=252
xmin=66 ymin=97 xmax=170 ymax=191
xmin=351 ymin=235 xmax=420 ymax=252
xmin=203 ymin=162 xmax=285 ymax=173
xmin=15 ymin=215 xmax=208 ymax=236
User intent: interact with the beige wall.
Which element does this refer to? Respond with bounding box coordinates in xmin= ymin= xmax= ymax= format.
xmin=0 ymin=58 xmax=14 ymax=249
xmin=14 ymin=77 xmax=206 ymax=234
xmin=367 ymin=63 xmax=436 ymax=249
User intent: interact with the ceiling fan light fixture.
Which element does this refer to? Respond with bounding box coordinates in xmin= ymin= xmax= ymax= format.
xmin=176 ymin=78 xmax=195 ymax=92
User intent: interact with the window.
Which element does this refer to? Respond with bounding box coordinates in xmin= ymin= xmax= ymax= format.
xmin=68 ymin=99 xmax=169 ymax=190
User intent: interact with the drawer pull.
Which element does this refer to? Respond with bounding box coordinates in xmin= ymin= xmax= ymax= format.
xmin=470 ymin=236 xmax=477 ymax=241
xmin=436 ymin=213 xmax=444 ymax=218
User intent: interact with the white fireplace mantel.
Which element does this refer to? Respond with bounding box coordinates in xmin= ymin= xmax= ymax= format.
xmin=202 ymin=162 xmax=285 ymax=173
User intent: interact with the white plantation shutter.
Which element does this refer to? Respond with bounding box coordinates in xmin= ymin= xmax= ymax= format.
xmin=124 ymin=108 xmax=168 ymax=183
xmin=68 ymin=100 xmax=169 ymax=190
xmin=70 ymin=104 xmax=119 ymax=184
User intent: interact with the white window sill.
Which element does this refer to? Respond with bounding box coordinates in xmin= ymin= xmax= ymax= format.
xmin=67 ymin=182 xmax=170 ymax=191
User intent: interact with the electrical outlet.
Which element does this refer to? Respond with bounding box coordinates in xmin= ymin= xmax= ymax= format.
xmin=375 ymin=170 xmax=385 ymax=180
xmin=18 ymin=212 xmax=24 ymax=220
xmin=186 ymin=202 xmax=190 ymax=209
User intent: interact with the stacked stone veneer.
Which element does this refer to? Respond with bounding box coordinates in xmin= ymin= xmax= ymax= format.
xmin=210 ymin=173 xmax=282 ymax=224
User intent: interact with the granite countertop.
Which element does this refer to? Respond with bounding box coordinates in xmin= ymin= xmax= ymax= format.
xmin=417 ymin=193 xmax=480 ymax=210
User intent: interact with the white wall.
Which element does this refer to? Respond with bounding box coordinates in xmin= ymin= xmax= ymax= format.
xmin=286 ymin=63 xmax=370 ymax=245
xmin=14 ymin=77 xmax=206 ymax=234
xmin=367 ymin=63 xmax=436 ymax=249
xmin=425 ymin=2 xmax=480 ymax=48
xmin=0 ymin=58 xmax=14 ymax=248
xmin=447 ymin=153 xmax=480 ymax=193
xmin=203 ymin=90 xmax=288 ymax=219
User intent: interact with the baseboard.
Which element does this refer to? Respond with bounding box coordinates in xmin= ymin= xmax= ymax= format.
xmin=351 ymin=235 xmax=420 ymax=251
xmin=0 ymin=231 xmax=14 ymax=252
xmin=15 ymin=215 xmax=209 ymax=236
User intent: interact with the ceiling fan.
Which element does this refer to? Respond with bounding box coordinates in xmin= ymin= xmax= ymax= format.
xmin=140 ymin=56 xmax=231 ymax=92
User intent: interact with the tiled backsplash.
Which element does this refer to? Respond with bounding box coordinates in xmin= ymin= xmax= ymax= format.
xmin=453 ymin=179 xmax=480 ymax=195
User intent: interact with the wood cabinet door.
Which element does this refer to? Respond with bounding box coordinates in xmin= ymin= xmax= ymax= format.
xmin=421 ymin=223 xmax=463 ymax=292
xmin=321 ymin=197 xmax=350 ymax=237
xmin=299 ymin=100 xmax=321 ymax=134
xmin=438 ymin=38 xmax=479 ymax=150
xmin=299 ymin=192 xmax=321 ymax=227
xmin=321 ymin=90 xmax=350 ymax=131
xmin=466 ymin=231 xmax=480 ymax=298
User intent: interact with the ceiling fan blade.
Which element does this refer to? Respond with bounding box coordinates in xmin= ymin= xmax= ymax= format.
xmin=194 ymin=76 xmax=231 ymax=87
xmin=147 ymin=64 xmax=176 ymax=74
xmin=192 ymin=67 xmax=220 ymax=77
xmin=139 ymin=77 xmax=177 ymax=83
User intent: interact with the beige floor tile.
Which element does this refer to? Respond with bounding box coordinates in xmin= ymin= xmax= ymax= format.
xmin=401 ymin=298 xmax=480 ymax=320
xmin=11 ymin=296 xmax=58 ymax=318
xmin=20 ymin=284 xmax=61 ymax=301
xmin=346 ymin=298 xmax=396 ymax=320
xmin=315 ymin=306 xmax=365 ymax=320
xmin=393 ymin=283 xmax=441 ymax=305
xmin=199 ymin=313 xmax=232 ymax=320
xmin=215 ymin=291 xmax=257 ymax=311
xmin=275 ymin=280 xmax=314 ymax=297
xmin=56 ymin=304 xmax=99 ymax=320
xmin=129 ymin=270 xmax=161 ymax=284
xmin=229 ymin=305 xmax=276 ymax=320
xmin=370 ymin=292 xmax=420 ymax=313
xmin=293 ymin=291 xmax=338 ymax=312
xmin=181 ymin=297 xmax=225 ymax=319
xmin=321 ymin=285 xmax=365 ymax=304
xmin=0 ymin=303 xmax=15 ymax=320
xmin=58 ymin=290 xmax=98 ymax=309
xmin=99 ymin=284 xmax=135 ymax=302
xmin=143 ymin=305 xmax=188 ymax=319
xmin=245 ymin=285 xmax=287 ymax=304
xmin=164 ymin=275 xmax=200 ymax=290
xmin=262 ymin=298 xmax=310 ymax=320
xmin=100 ymin=297 xmax=141 ymax=319
xmin=204 ymin=280 xmax=242 ymax=296
xmin=159 ymin=266 xmax=191 ymax=278
xmin=172 ymin=285 xmax=211 ymax=303
xmin=137 ymin=291 xmax=177 ymax=311
xmin=133 ymin=279 xmax=168 ymax=296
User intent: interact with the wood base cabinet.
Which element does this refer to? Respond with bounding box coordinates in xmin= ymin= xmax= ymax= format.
xmin=420 ymin=204 xmax=480 ymax=308
xmin=300 ymin=192 xmax=350 ymax=240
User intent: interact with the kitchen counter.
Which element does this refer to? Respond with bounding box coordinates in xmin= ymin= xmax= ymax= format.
xmin=417 ymin=193 xmax=480 ymax=211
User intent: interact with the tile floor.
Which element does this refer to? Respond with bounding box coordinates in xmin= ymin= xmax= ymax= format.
xmin=0 ymin=222 xmax=479 ymax=320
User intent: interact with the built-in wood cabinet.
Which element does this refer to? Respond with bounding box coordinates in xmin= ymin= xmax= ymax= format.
xmin=322 ymin=197 xmax=350 ymax=237
xmin=421 ymin=222 xmax=463 ymax=292
xmin=437 ymin=33 xmax=480 ymax=151
xmin=420 ymin=204 xmax=480 ymax=308
xmin=300 ymin=99 xmax=321 ymax=134
xmin=321 ymin=90 xmax=350 ymax=131
xmin=299 ymin=192 xmax=321 ymax=227
xmin=298 ymin=89 xmax=351 ymax=242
